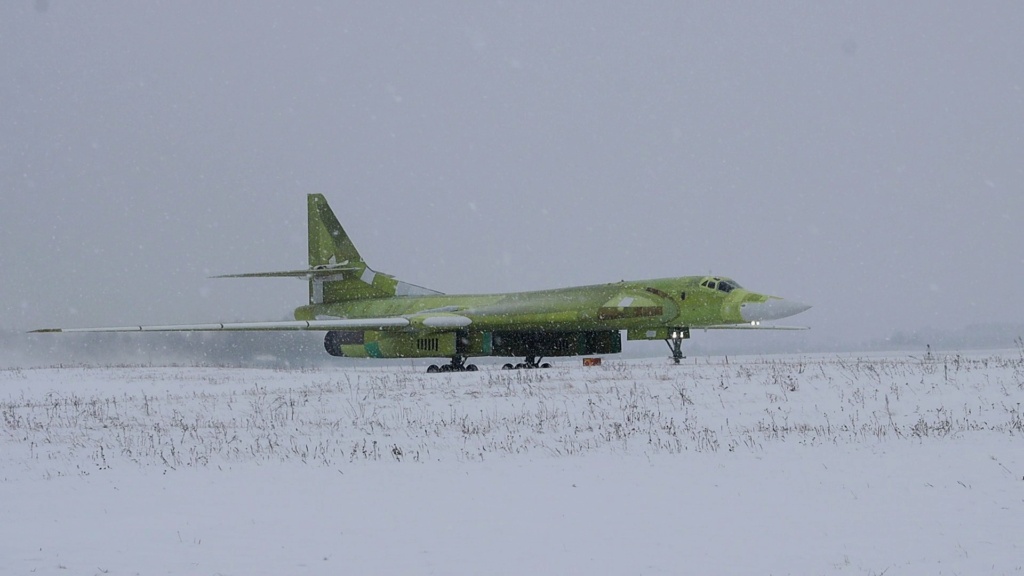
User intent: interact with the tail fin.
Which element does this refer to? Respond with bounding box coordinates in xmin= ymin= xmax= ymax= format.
xmin=306 ymin=194 xmax=441 ymax=304
xmin=307 ymin=194 xmax=363 ymax=268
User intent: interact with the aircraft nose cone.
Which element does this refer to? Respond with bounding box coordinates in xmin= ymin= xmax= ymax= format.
xmin=740 ymin=299 xmax=812 ymax=322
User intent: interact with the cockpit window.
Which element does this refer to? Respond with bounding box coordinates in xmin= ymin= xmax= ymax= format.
xmin=701 ymin=277 xmax=742 ymax=293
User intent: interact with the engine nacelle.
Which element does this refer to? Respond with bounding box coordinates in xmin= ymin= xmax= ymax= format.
xmin=324 ymin=330 xmax=458 ymax=358
xmin=324 ymin=330 xmax=363 ymax=357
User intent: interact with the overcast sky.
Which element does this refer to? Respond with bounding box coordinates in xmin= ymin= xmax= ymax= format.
xmin=3 ymin=2 xmax=1023 ymax=347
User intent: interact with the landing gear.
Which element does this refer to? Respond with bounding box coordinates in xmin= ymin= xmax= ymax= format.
xmin=665 ymin=328 xmax=690 ymax=364
xmin=501 ymin=356 xmax=552 ymax=370
xmin=427 ymin=356 xmax=478 ymax=373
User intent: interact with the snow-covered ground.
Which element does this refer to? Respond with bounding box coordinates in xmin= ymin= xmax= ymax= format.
xmin=2 ymin=351 xmax=1022 ymax=575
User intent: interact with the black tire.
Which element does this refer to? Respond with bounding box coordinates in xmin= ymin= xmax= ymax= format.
xmin=502 ymin=363 xmax=514 ymax=370
xmin=427 ymin=365 xmax=439 ymax=373
xmin=541 ymin=363 xmax=551 ymax=368
xmin=466 ymin=364 xmax=478 ymax=372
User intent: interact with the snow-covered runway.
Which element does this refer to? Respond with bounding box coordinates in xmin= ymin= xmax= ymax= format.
xmin=2 ymin=352 xmax=1022 ymax=574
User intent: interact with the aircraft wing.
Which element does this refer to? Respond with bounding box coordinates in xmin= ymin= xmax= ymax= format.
xmin=699 ymin=323 xmax=809 ymax=330
xmin=30 ymin=311 xmax=475 ymax=334
xmin=30 ymin=318 xmax=412 ymax=333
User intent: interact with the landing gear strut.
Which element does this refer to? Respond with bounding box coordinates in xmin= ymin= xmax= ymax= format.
xmin=665 ymin=328 xmax=690 ymax=364
xmin=501 ymin=356 xmax=552 ymax=370
xmin=427 ymin=356 xmax=478 ymax=373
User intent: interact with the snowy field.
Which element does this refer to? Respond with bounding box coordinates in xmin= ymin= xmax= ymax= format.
xmin=2 ymin=350 xmax=1022 ymax=575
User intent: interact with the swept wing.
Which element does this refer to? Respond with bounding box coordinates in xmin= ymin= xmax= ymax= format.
xmin=699 ymin=323 xmax=809 ymax=330
xmin=30 ymin=318 xmax=411 ymax=333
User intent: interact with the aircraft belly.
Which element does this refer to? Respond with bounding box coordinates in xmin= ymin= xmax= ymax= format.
xmin=488 ymin=330 xmax=621 ymax=357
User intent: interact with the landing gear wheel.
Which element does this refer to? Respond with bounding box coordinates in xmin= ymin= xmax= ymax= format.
xmin=426 ymin=356 xmax=477 ymax=373
xmin=505 ymin=356 xmax=548 ymax=370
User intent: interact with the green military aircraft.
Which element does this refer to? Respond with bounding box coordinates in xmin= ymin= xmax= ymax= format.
xmin=34 ymin=194 xmax=810 ymax=371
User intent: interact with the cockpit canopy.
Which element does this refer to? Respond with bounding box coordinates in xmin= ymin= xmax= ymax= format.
xmin=700 ymin=276 xmax=742 ymax=294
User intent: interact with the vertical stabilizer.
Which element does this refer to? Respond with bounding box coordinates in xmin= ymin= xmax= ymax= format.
xmin=308 ymin=194 xmax=363 ymax=268
xmin=305 ymin=194 xmax=442 ymax=304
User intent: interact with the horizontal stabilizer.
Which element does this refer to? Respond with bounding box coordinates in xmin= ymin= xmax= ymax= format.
xmin=212 ymin=266 xmax=360 ymax=279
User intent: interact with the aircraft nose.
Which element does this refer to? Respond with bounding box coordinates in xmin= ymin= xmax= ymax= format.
xmin=740 ymin=299 xmax=812 ymax=322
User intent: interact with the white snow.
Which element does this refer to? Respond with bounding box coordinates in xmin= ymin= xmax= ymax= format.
xmin=2 ymin=351 xmax=1022 ymax=574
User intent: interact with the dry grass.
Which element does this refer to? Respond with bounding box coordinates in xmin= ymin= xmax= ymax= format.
xmin=2 ymin=350 xmax=1022 ymax=479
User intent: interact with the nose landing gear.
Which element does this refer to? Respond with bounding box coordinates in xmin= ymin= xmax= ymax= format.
xmin=666 ymin=328 xmax=690 ymax=364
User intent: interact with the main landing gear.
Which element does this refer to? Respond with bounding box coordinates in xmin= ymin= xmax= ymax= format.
xmin=665 ymin=328 xmax=690 ymax=365
xmin=426 ymin=355 xmax=478 ymax=373
xmin=501 ymin=356 xmax=552 ymax=370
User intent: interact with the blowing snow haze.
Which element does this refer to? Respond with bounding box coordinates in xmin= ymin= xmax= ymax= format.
xmin=2 ymin=2 xmax=1023 ymax=354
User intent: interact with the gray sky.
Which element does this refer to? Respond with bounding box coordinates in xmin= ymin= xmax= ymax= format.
xmin=3 ymin=1 xmax=1023 ymax=346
